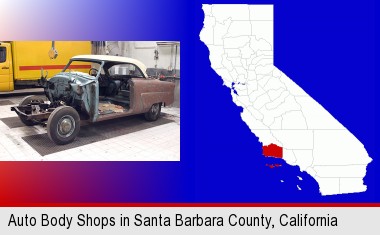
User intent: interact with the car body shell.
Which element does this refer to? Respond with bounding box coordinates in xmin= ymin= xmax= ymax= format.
xmin=12 ymin=55 xmax=175 ymax=123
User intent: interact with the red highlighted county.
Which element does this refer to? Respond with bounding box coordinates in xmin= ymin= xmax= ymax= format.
xmin=262 ymin=143 xmax=283 ymax=158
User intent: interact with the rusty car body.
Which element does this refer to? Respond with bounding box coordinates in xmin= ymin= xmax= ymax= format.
xmin=11 ymin=55 xmax=175 ymax=145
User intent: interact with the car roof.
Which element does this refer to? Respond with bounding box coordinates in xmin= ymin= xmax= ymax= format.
xmin=72 ymin=55 xmax=148 ymax=77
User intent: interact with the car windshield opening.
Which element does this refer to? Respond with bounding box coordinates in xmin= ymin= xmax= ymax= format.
xmin=63 ymin=60 xmax=104 ymax=78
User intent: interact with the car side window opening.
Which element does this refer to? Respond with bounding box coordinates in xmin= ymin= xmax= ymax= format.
xmin=0 ymin=47 xmax=6 ymax=63
xmin=109 ymin=64 xmax=144 ymax=77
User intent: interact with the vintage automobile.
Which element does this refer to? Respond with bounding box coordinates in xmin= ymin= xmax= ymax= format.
xmin=11 ymin=55 xmax=175 ymax=145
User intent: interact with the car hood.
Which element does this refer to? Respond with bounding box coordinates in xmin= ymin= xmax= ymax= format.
xmin=49 ymin=71 xmax=96 ymax=86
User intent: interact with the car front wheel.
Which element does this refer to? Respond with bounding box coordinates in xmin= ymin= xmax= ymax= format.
xmin=47 ymin=106 xmax=80 ymax=145
xmin=144 ymin=103 xmax=161 ymax=121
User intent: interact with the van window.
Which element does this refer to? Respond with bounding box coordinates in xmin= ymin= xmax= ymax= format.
xmin=0 ymin=47 xmax=6 ymax=63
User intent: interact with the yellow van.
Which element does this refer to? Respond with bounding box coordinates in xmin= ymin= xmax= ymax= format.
xmin=0 ymin=41 xmax=91 ymax=92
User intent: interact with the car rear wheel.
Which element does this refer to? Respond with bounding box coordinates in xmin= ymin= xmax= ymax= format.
xmin=47 ymin=106 xmax=80 ymax=145
xmin=144 ymin=103 xmax=161 ymax=121
xmin=19 ymin=95 xmax=45 ymax=126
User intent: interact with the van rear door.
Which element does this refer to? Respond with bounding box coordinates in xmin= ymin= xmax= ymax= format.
xmin=0 ymin=43 xmax=14 ymax=92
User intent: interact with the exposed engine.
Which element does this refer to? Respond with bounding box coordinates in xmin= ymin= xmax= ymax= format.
xmin=41 ymin=72 xmax=96 ymax=109
xmin=45 ymin=75 xmax=74 ymax=105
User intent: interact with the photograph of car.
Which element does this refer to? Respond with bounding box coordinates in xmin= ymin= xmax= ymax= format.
xmin=0 ymin=41 xmax=180 ymax=161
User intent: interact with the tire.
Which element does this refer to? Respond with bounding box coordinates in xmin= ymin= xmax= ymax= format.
xmin=18 ymin=95 xmax=45 ymax=126
xmin=47 ymin=106 xmax=80 ymax=145
xmin=144 ymin=103 xmax=161 ymax=121
xmin=20 ymin=95 xmax=45 ymax=105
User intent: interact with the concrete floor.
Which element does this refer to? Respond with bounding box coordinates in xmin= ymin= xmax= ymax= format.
xmin=0 ymin=94 xmax=180 ymax=161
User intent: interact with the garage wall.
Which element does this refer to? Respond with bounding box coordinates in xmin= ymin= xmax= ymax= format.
xmin=97 ymin=41 xmax=180 ymax=72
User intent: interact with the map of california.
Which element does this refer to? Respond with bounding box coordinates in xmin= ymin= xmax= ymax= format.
xmin=200 ymin=4 xmax=372 ymax=195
